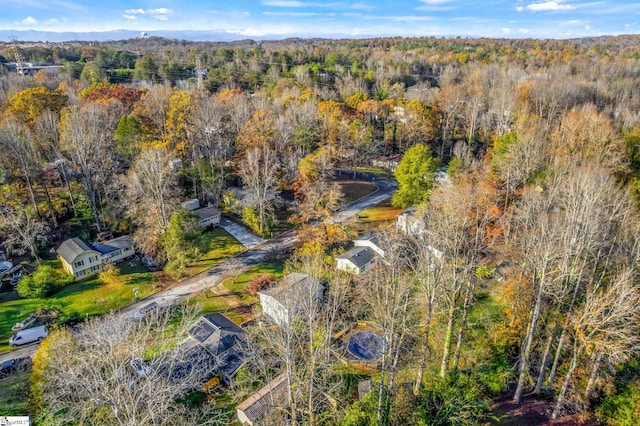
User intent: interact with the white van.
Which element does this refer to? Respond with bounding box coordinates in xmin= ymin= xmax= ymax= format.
xmin=9 ymin=325 xmax=48 ymax=346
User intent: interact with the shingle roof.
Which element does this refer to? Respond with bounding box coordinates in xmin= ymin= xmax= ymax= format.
xmin=236 ymin=374 xmax=287 ymax=423
xmin=93 ymin=235 xmax=133 ymax=254
xmin=56 ymin=238 xmax=98 ymax=263
xmin=188 ymin=313 xmax=245 ymax=357
xmin=355 ymin=231 xmax=379 ymax=247
xmin=259 ymin=272 xmax=315 ymax=304
xmin=337 ymin=246 xmax=379 ymax=269
xmin=194 ymin=206 xmax=221 ymax=221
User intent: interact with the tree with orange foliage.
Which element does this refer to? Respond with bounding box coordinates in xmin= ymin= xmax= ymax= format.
xmin=79 ymin=82 xmax=144 ymax=111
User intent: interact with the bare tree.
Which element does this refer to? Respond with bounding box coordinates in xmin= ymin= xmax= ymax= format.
xmin=0 ymin=204 xmax=49 ymax=260
xmin=238 ymin=146 xmax=280 ymax=234
xmin=125 ymin=147 xmax=181 ymax=259
xmin=551 ymin=268 xmax=640 ymax=419
xmin=32 ymin=305 xmax=226 ymax=426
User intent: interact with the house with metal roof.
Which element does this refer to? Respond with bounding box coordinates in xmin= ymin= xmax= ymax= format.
xmin=236 ymin=374 xmax=288 ymax=425
xmin=56 ymin=235 xmax=135 ymax=279
xmin=258 ymin=273 xmax=324 ymax=327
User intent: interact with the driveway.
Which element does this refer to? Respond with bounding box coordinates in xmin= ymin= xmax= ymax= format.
xmin=220 ymin=218 xmax=266 ymax=249
xmin=0 ymin=174 xmax=396 ymax=364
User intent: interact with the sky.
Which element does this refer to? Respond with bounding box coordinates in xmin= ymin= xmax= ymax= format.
xmin=0 ymin=0 xmax=639 ymax=39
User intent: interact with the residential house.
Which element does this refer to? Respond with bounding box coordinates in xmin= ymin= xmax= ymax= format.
xmin=258 ymin=273 xmax=324 ymax=327
xmin=396 ymin=208 xmax=444 ymax=260
xmin=236 ymin=374 xmax=288 ymax=426
xmin=182 ymin=198 xmax=222 ymax=228
xmin=57 ymin=235 xmax=135 ymax=279
xmin=371 ymin=154 xmax=403 ymax=172
xmin=396 ymin=206 xmax=425 ymax=236
xmin=194 ymin=206 xmax=222 ymax=228
xmin=187 ymin=313 xmax=246 ymax=384
xmin=336 ymin=232 xmax=384 ymax=275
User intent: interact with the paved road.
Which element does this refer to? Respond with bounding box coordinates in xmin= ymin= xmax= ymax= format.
xmin=0 ymin=175 xmax=396 ymax=364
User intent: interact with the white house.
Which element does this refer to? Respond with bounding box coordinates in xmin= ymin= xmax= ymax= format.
xmin=258 ymin=273 xmax=324 ymax=328
xmin=57 ymin=235 xmax=135 ymax=279
xmin=396 ymin=206 xmax=425 ymax=236
xmin=182 ymin=198 xmax=221 ymax=228
xmin=194 ymin=206 xmax=221 ymax=228
xmin=336 ymin=232 xmax=385 ymax=275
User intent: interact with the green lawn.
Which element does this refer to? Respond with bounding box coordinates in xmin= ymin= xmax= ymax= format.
xmin=223 ymin=259 xmax=285 ymax=305
xmin=184 ymin=228 xmax=245 ymax=276
xmin=339 ymin=181 xmax=379 ymax=204
xmin=0 ymin=371 xmax=30 ymax=416
xmin=356 ymin=200 xmax=404 ymax=222
xmin=0 ymin=260 xmax=157 ymax=354
xmin=188 ymin=258 xmax=285 ymax=325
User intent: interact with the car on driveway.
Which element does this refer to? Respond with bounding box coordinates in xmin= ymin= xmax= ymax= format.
xmin=0 ymin=357 xmax=32 ymax=378
xmin=133 ymin=302 xmax=159 ymax=321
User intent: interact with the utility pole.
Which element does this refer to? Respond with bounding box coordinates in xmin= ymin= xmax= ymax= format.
xmin=9 ymin=36 xmax=26 ymax=75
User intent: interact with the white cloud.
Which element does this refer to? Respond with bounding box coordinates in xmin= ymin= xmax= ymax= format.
xmin=149 ymin=8 xmax=174 ymax=15
xmin=122 ymin=8 xmax=174 ymax=21
xmin=502 ymin=27 xmax=512 ymax=34
xmin=22 ymin=16 xmax=38 ymax=25
xmin=516 ymin=6 xmax=524 ymax=11
xmin=525 ymin=1 xmax=575 ymax=12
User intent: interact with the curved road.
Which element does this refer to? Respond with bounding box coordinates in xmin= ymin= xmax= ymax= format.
xmin=0 ymin=175 xmax=397 ymax=364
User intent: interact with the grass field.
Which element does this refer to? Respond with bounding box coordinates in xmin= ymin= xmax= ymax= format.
xmin=339 ymin=181 xmax=379 ymax=204
xmin=0 ymin=260 xmax=157 ymax=354
xmin=183 ymin=228 xmax=245 ymax=276
xmin=0 ymin=371 xmax=30 ymax=416
xmin=188 ymin=258 xmax=285 ymax=325
xmin=356 ymin=199 xmax=404 ymax=222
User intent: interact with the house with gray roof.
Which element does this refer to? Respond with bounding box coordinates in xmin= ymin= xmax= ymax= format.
xmin=56 ymin=235 xmax=135 ymax=279
xmin=258 ymin=273 xmax=324 ymax=327
xmin=336 ymin=232 xmax=385 ymax=275
xmin=187 ymin=313 xmax=246 ymax=384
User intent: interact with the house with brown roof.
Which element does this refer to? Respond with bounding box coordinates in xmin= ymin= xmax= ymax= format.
xmin=236 ymin=374 xmax=288 ymax=426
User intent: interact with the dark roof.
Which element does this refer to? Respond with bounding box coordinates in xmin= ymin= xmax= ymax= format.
xmin=94 ymin=235 xmax=133 ymax=254
xmin=194 ymin=206 xmax=221 ymax=221
xmin=336 ymin=246 xmax=379 ymax=269
xmin=355 ymin=231 xmax=379 ymax=247
xmin=188 ymin=313 xmax=245 ymax=357
xmin=236 ymin=374 xmax=287 ymax=422
xmin=56 ymin=238 xmax=98 ymax=263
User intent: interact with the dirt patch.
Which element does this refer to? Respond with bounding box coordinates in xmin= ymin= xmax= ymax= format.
xmin=489 ymin=393 xmax=600 ymax=426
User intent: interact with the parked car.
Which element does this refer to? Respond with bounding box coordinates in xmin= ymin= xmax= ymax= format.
xmin=9 ymin=325 xmax=48 ymax=347
xmin=0 ymin=357 xmax=32 ymax=378
xmin=133 ymin=302 xmax=159 ymax=321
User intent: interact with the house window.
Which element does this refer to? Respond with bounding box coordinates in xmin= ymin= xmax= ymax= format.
xmin=77 ymin=270 xmax=85 ymax=277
